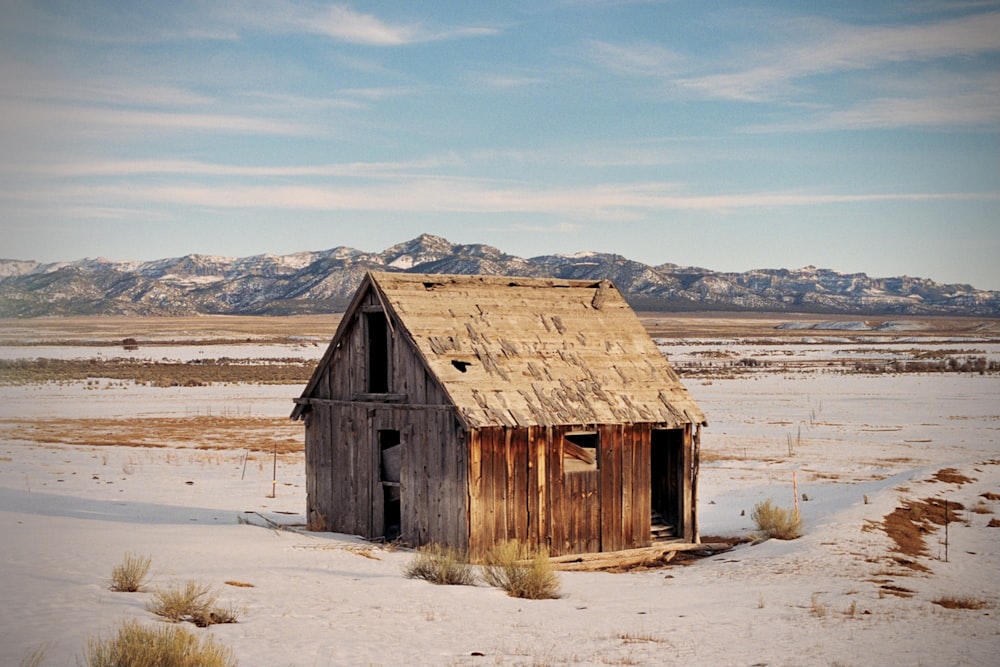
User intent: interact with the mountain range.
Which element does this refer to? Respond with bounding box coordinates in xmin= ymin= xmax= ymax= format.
xmin=1 ymin=234 xmax=997 ymax=317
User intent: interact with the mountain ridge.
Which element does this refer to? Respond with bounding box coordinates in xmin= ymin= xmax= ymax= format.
xmin=2 ymin=234 xmax=997 ymax=317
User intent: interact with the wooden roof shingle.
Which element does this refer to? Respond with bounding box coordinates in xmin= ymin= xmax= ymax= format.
xmin=295 ymin=271 xmax=705 ymax=429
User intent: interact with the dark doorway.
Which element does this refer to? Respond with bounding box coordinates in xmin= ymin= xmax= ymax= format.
xmin=651 ymin=428 xmax=684 ymax=540
xmin=378 ymin=429 xmax=401 ymax=540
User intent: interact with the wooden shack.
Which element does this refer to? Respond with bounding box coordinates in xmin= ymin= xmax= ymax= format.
xmin=291 ymin=271 xmax=706 ymax=557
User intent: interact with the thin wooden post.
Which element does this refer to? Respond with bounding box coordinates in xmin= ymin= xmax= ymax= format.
xmin=792 ymin=471 xmax=800 ymax=521
xmin=944 ymin=499 xmax=949 ymax=562
xmin=270 ymin=443 xmax=277 ymax=498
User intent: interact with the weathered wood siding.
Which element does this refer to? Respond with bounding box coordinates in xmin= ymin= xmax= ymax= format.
xmin=304 ymin=289 xmax=469 ymax=549
xmin=468 ymin=423 xmax=685 ymax=557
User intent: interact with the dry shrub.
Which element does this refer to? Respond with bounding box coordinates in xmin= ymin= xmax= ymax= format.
xmin=751 ymin=499 xmax=802 ymax=540
xmin=404 ymin=544 xmax=478 ymax=586
xmin=481 ymin=540 xmax=560 ymax=600
xmin=146 ymin=581 xmax=241 ymax=627
xmin=110 ymin=553 xmax=151 ymax=592
xmin=20 ymin=645 xmax=48 ymax=667
xmin=988 ymin=518 xmax=1000 ymax=528
xmin=970 ymin=500 xmax=994 ymax=514
xmin=932 ymin=595 xmax=991 ymax=610
xmin=83 ymin=618 xmax=237 ymax=667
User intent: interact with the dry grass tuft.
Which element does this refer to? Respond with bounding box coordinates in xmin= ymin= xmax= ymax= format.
xmin=481 ymin=540 xmax=561 ymax=600
xmin=970 ymin=500 xmax=994 ymax=514
xmin=809 ymin=592 xmax=828 ymax=618
xmin=932 ymin=468 xmax=975 ymax=485
xmin=83 ymin=618 xmax=237 ymax=667
xmin=109 ymin=553 xmax=151 ymax=592
xmin=404 ymin=544 xmax=478 ymax=586
xmin=750 ymin=499 xmax=802 ymax=540
xmin=19 ymin=645 xmax=48 ymax=667
xmin=146 ymin=580 xmax=241 ymax=627
xmin=931 ymin=595 xmax=991 ymax=610
xmin=223 ymin=580 xmax=254 ymax=588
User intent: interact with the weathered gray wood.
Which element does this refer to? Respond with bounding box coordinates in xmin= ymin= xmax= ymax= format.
xmin=547 ymin=542 xmax=732 ymax=571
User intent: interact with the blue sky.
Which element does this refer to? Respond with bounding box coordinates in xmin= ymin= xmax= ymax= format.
xmin=2 ymin=1 xmax=999 ymax=289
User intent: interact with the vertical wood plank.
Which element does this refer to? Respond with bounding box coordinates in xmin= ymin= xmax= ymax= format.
xmin=636 ymin=422 xmax=652 ymax=548
xmin=621 ymin=424 xmax=634 ymax=548
xmin=512 ymin=428 xmax=529 ymax=543
xmin=548 ymin=426 xmax=566 ymax=555
xmin=468 ymin=429 xmax=484 ymax=556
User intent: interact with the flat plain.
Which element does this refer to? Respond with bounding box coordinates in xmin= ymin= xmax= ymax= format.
xmin=1 ymin=313 xmax=998 ymax=666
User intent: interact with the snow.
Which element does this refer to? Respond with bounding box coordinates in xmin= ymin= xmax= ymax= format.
xmin=2 ymin=344 xmax=999 ymax=666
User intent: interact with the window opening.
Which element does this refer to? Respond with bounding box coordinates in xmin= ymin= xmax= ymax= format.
xmin=366 ymin=311 xmax=389 ymax=393
xmin=563 ymin=431 xmax=599 ymax=473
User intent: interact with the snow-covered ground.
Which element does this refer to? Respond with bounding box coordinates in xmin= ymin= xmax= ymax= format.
xmin=1 ymin=343 xmax=998 ymax=666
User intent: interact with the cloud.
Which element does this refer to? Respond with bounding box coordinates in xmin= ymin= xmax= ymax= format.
xmin=677 ymin=10 xmax=1000 ymax=101
xmin=27 ymin=155 xmax=465 ymax=179
xmin=0 ymin=100 xmax=311 ymax=138
xmin=23 ymin=178 xmax=997 ymax=221
xmin=584 ymin=40 xmax=685 ymax=77
xmin=232 ymin=2 xmax=498 ymax=46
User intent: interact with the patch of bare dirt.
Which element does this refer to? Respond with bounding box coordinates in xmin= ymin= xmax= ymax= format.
xmin=933 ymin=468 xmax=976 ymax=485
xmin=873 ymin=497 xmax=965 ymax=560
xmin=0 ymin=416 xmax=303 ymax=453
xmin=0 ymin=357 xmax=314 ymax=386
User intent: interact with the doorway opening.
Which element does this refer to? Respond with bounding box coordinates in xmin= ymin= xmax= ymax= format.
xmin=651 ymin=428 xmax=684 ymax=540
xmin=378 ymin=429 xmax=401 ymax=540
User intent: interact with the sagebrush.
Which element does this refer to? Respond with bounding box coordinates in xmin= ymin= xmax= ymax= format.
xmin=109 ymin=553 xmax=151 ymax=592
xmin=404 ymin=544 xmax=478 ymax=586
xmin=83 ymin=618 xmax=237 ymax=667
xmin=146 ymin=580 xmax=241 ymax=627
xmin=481 ymin=540 xmax=560 ymax=600
xmin=751 ymin=499 xmax=802 ymax=540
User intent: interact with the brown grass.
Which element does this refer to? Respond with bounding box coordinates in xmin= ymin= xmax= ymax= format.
xmin=481 ymin=540 xmax=561 ymax=600
xmin=750 ymin=499 xmax=802 ymax=540
xmin=933 ymin=468 xmax=975 ymax=485
xmin=404 ymin=544 xmax=478 ymax=586
xmin=83 ymin=618 xmax=238 ymax=667
xmin=109 ymin=552 xmax=152 ymax=592
xmin=0 ymin=416 xmax=302 ymax=453
xmin=146 ymin=581 xmax=241 ymax=627
xmin=0 ymin=357 xmax=313 ymax=386
xmin=875 ymin=497 xmax=965 ymax=559
xmin=931 ymin=595 xmax=991 ymax=610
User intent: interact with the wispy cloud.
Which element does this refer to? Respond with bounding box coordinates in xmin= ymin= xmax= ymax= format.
xmin=0 ymin=100 xmax=311 ymax=137
xmin=231 ymin=2 xmax=498 ymax=46
xmin=21 ymin=179 xmax=996 ymax=221
xmin=585 ymin=40 xmax=684 ymax=77
xmin=677 ymin=10 xmax=1000 ymax=102
xmin=27 ymin=155 xmax=465 ymax=179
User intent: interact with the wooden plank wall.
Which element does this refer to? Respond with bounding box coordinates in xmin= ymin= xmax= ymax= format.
xmin=398 ymin=408 xmax=469 ymax=550
xmin=468 ymin=423 xmax=659 ymax=557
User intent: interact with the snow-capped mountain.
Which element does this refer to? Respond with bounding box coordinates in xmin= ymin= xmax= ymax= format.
xmin=1 ymin=234 xmax=997 ymax=317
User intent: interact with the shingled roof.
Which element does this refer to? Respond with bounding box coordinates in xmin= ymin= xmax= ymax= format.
xmin=294 ymin=271 xmax=706 ymax=429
